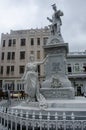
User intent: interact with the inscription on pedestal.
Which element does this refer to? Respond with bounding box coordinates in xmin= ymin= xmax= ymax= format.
xmin=45 ymin=54 xmax=66 ymax=77
xmin=40 ymin=88 xmax=74 ymax=99
xmin=52 ymin=62 xmax=61 ymax=72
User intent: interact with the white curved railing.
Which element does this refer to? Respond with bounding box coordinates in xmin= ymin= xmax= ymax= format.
xmin=0 ymin=106 xmax=86 ymax=130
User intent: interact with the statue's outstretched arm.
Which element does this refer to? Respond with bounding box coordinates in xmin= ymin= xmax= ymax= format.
xmin=47 ymin=17 xmax=52 ymax=22
xmin=36 ymin=55 xmax=48 ymax=65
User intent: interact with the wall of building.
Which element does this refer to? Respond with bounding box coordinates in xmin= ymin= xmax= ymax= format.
xmin=0 ymin=28 xmax=50 ymax=91
xmin=67 ymin=52 xmax=86 ymax=96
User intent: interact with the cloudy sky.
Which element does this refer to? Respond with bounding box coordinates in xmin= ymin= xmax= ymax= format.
xmin=0 ymin=0 xmax=86 ymax=52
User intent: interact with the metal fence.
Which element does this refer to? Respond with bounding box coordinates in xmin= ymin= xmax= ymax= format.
xmin=0 ymin=106 xmax=86 ymax=130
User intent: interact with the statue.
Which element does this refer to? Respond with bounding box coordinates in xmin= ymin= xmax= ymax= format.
xmin=47 ymin=4 xmax=63 ymax=35
xmin=21 ymin=55 xmax=48 ymax=109
xmin=47 ymin=4 xmax=64 ymax=44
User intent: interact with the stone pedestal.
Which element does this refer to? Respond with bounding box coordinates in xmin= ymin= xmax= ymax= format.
xmin=44 ymin=43 xmax=69 ymax=56
xmin=43 ymin=43 xmax=68 ymax=76
xmin=41 ymin=73 xmax=75 ymax=99
xmin=41 ymin=43 xmax=75 ymax=99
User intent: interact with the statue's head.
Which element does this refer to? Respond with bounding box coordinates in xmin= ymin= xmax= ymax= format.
xmin=52 ymin=4 xmax=57 ymax=11
xmin=29 ymin=54 xmax=35 ymax=62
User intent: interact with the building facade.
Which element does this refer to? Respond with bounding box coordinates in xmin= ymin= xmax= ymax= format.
xmin=67 ymin=52 xmax=86 ymax=96
xmin=0 ymin=28 xmax=86 ymax=96
xmin=0 ymin=28 xmax=49 ymax=92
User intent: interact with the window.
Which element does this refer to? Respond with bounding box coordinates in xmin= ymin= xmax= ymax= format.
xmin=43 ymin=37 xmax=48 ymax=45
xmin=8 ymin=39 xmax=12 ymax=46
xmin=38 ymin=65 xmax=40 ymax=76
xmin=6 ymin=66 xmax=10 ymax=74
xmin=8 ymin=39 xmax=16 ymax=47
xmin=19 ymin=66 xmax=25 ymax=74
xmin=83 ymin=63 xmax=86 ymax=72
xmin=31 ymin=38 xmax=34 ymax=46
xmin=20 ymin=51 xmax=25 ymax=60
xmin=67 ymin=64 xmax=72 ymax=73
xmin=6 ymin=66 xmax=14 ymax=75
xmin=1 ymin=52 xmax=4 ymax=60
xmin=4 ymin=84 xmax=7 ymax=91
xmin=12 ymin=52 xmax=15 ymax=60
xmin=11 ymin=66 xmax=14 ymax=72
xmin=68 ymin=66 xmax=72 ymax=73
xmin=13 ymin=39 xmax=16 ymax=46
xmin=0 ymin=80 xmax=2 ymax=88
xmin=11 ymin=84 xmax=14 ymax=90
xmin=30 ymin=51 xmax=34 ymax=54
xmin=20 ymin=38 xmax=26 ymax=46
xmin=20 ymin=84 xmax=21 ymax=90
xmin=74 ymin=63 xmax=80 ymax=72
xmin=2 ymin=40 xmax=5 ymax=47
xmin=17 ymin=83 xmax=24 ymax=91
xmin=11 ymin=66 xmax=14 ymax=74
xmin=37 ymin=51 xmax=40 ymax=59
xmin=0 ymin=66 xmax=3 ymax=74
xmin=7 ymin=52 xmax=15 ymax=60
xmin=37 ymin=38 xmax=40 ymax=45
xmin=7 ymin=52 xmax=11 ymax=60
xmin=17 ymin=84 xmax=19 ymax=90
xmin=22 ymin=84 xmax=24 ymax=90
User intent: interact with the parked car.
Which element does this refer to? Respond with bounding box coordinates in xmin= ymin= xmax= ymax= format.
xmin=10 ymin=91 xmax=22 ymax=98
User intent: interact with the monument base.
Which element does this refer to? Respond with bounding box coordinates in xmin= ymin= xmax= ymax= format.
xmin=12 ymin=97 xmax=86 ymax=114
xmin=40 ymin=88 xmax=75 ymax=99
xmin=41 ymin=73 xmax=75 ymax=99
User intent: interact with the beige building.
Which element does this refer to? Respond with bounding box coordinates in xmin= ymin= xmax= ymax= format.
xmin=0 ymin=28 xmax=49 ymax=92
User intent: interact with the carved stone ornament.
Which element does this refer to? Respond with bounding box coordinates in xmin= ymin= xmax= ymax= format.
xmin=51 ymin=76 xmax=62 ymax=88
xmin=50 ymin=38 xmax=60 ymax=44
